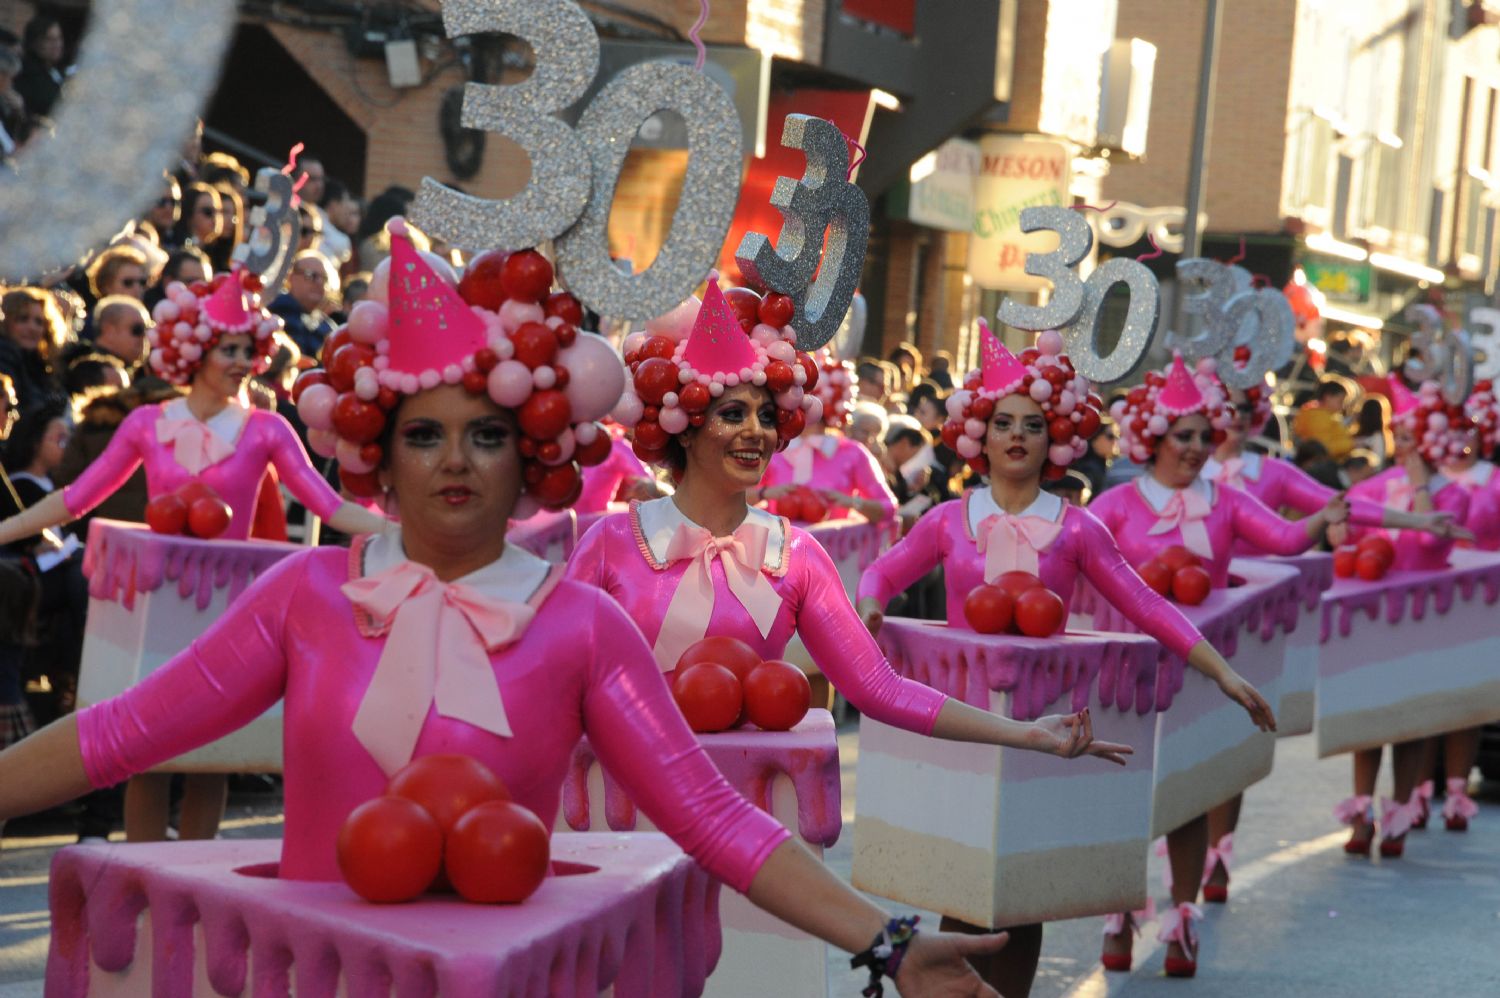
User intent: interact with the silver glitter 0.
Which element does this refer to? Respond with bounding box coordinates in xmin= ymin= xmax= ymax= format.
xmin=411 ymin=0 xmax=597 ymax=252
xmin=1069 ymin=256 xmax=1158 ymax=384
xmin=1218 ymin=287 xmax=1295 ymax=390
xmin=1405 ymin=304 xmax=1473 ymax=404
xmin=0 ymin=0 xmax=237 ymax=279
xmin=735 ymin=115 xmax=871 ymax=351
xmin=233 ymin=168 xmax=301 ymax=292
xmin=995 ymin=206 xmax=1092 ymax=332
xmin=557 ymin=61 xmax=742 ymax=321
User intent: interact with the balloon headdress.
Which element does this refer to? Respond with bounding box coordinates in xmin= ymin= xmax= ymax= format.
xmin=812 ymin=349 xmax=857 ymax=428
xmin=147 ymin=269 xmax=281 ymax=385
xmin=614 ymin=277 xmax=822 ymax=466
xmin=291 ymin=219 xmax=626 ymax=512
xmin=1110 ymin=352 xmax=1232 ymax=463
xmin=940 ymin=323 xmax=1103 ymax=479
xmin=1388 ymin=374 xmax=1472 ymax=467
xmin=1464 ymin=379 xmax=1500 ymax=455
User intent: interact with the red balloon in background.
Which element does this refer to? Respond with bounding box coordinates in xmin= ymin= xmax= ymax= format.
xmin=1048 ymin=417 xmax=1076 ymax=443
xmin=1333 ymin=546 xmax=1359 ymax=578
xmin=1171 ymin=565 xmax=1212 ymax=606
xmin=332 ymin=394 xmax=386 ymax=445
xmin=798 ymin=489 xmax=828 ymax=523
xmin=444 ymin=800 xmax=551 ymax=904
xmin=574 ymin=429 xmax=612 ymax=466
xmin=671 ymin=663 xmax=744 ymax=733
xmin=518 ymin=390 xmax=572 ymax=440
xmin=336 ymin=796 xmax=444 ymax=903
xmin=963 ymin=584 xmax=1014 ymax=634
xmin=531 ymin=462 xmax=582 ymax=508
xmin=319 ymin=327 xmax=353 ymax=364
xmin=1138 ymin=559 xmax=1173 ymax=596
xmin=500 ymin=249 xmax=554 ymax=303
xmin=676 ymin=635 xmax=762 ymax=685
xmin=633 ymin=420 xmax=669 ymax=452
xmin=1158 ymin=545 xmax=1202 ymax=573
xmin=764 ymin=360 xmax=795 ymax=393
xmin=993 ymin=570 xmax=1044 ymax=603
xmin=796 ymin=355 xmax=820 ymax=392
xmin=722 ymin=287 xmax=762 ymax=332
xmin=543 ymin=291 xmax=585 ymax=325
xmin=776 ymin=491 xmax=805 ymax=521
xmin=456 ymin=249 xmax=511 ymax=309
xmin=639 ymin=335 xmax=678 ymax=361
xmin=742 ymin=660 xmax=812 ymax=731
xmin=176 ymin=480 xmax=217 ymax=506
xmin=633 ymin=357 xmax=679 ymax=406
xmin=511 ymin=322 xmax=559 ymax=370
xmin=186 ymin=496 xmax=232 ymax=539
xmin=145 ymin=494 xmax=188 ymax=535
xmin=386 ymin=754 xmax=511 ymax=834
xmin=1355 ymin=549 xmax=1388 ymax=581
xmin=940 ymin=422 xmax=963 ymax=450
xmin=291 ymin=369 xmax=328 ymax=404
xmin=1013 ymin=587 xmax=1066 ymax=637
xmin=1076 ymin=407 xmax=1102 ymax=438
xmin=339 ymin=468 xmax=381 ymax=498
xmin=757 ymin=293 xmax=795 ymax=329
xmin=778 ymin=407 xmax=806 ymax=439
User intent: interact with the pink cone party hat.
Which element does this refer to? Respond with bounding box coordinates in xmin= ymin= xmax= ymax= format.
xmin=682 ymin=274 xmax=759 ymax=376
xmin=979 ymin=320 xmax=1029 ymax=394
xmin=1387 ymin=375 xmax=1420 ymax=417
xmin=201 ymin=270 xmax=258 ymax=333
xmin=1158 ymin=352 xmax=1206 ymax=414
xmin=384 ymin=218 xmax=488 ymax=378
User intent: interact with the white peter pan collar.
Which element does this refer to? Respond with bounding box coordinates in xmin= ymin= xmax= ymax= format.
xmin=1202 ymin=451 xmax=1263 ymax=483
xmin=789 ymin=434 xmax=840 ymax=459
xmin=633 ymin=496 xmax=787 ymax=574
xmin=1136 ymin=473 xmax=1215 ymax=513
xmin=966 ymin=488 xmax=1063 ymax=537
xmin=361 ymin=527 xmax=553 ymax=603
xmin=162 ymin=396 xmax=250 ymax=448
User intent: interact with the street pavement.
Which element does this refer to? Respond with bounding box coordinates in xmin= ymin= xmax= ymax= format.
xmin=2 ymin=731 xmax=1497 ymax=996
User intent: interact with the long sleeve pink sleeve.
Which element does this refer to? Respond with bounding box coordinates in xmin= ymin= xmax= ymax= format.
xmin=1074 ymin=509 xmax=1202 ymax=660
xmin=791 ymin=531 xmax=947 ymax=734
xmin=1228 ymin=486 xmax=1317 ymax=557
xmin=1411 ymin=482 xmax=1470 ymax=560
xmin=1267 ymin=458 xmax=1384 ymax=527
xmin=62 ymin=405 xmax=153 ymax=519
xmin=263 ymin=413 xmax=344 ymax=521
xmin=580 ymin=587 xmax=790 ymax=893
xmin=848 ymin=443 xmax=898 ymax=519
xmin=855 ymin=501 xmax=953 ymax=605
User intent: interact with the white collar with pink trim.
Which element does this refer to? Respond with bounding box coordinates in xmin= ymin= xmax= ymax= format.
xmin=966 ymin=488 xmax=1063 ymax=537
xmin=633 ymin=496 xmax=787 ymax=574
xmin=1136 ymin=473 xmax=1215 ymax=514
xmin=1202 ymin=451 xmax=1263 ymax=483
xmin=360 ymin=528 xmax=553 ymax=605
xmin=162 ymin=396 xmax=250 ymax=448
xmin=789 ymin=433 xmax=840 ymax=460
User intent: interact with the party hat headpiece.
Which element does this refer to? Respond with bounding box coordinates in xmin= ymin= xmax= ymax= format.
xmin=1158 ymin=352 xmax=1206 ymax=415
xmin=682 ymin=274 xmax=758 ymax=376
xmin=1388 ymin=374 xmax=1472 ymax=465
xmin=201 ymin=270 xmax=259 ymax=334
xmin=1386 ymin=374 xmax=1420 ymax=417
xmin=1109 ymin=352 xmax=1231 ymax=463
xmin=979 ymin=320 xmax=1029 ymax=395
xmin=381 ymin=218 xmax=489 ymax=384
xmin=147 ymin=268 xmax=281 ymax=386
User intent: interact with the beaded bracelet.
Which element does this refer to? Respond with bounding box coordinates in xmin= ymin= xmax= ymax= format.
xmin=850 ymin=914 xmax=921 ymax=997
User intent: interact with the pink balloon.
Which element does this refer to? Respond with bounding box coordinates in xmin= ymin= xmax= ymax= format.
xmin=347 ymin=302 xmax=388 ymax=344
xmin=336 ymin=438 xmax=376 ymax=474
xmin=488 ymin=360 xmax=534 ymax=409
xmin=955 ymin=435 xmax=981 ymax=459
xmin=297 ymin=383 xmax=337 ymax=431
xmin=659 ymin=407 xmax=689 ymax=434
xmin=557 ymin=332 xmax=626 ymax=423
xmin=307 ymin=427 xmax=339 ymax=459
xmin=1049 ymin=444 xmax=1074 ymax=465
xmin=645 ymin=297 xmax=700 ymax=342
xmin=499 ymin=299 xmax=545 ymax=333
xmin=612 ymin=390 xmax=644 ymax=425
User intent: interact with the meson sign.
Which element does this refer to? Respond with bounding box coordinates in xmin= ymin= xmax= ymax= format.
xmin=968 ymin=136 xmax=1073 ymax=292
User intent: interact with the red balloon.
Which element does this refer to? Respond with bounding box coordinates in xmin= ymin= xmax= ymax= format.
xmin=186 ymin=496 xmax=232 ymax=539
xmin=332 ymin=393 xmax=386 ymax=445
xmin=776 ymin=492 xmax=805 ymax=521
xmin=511 ymin=322 xmax=559 ymax=370
xmin=518 ymin=389 xmax=572 ymax=440
xmin=1171 ymin=565 xmax=1212 ymax=606
xmin=543 ymin=291 xmax=584 ymax=325
xmin=1333 ymin=545 xmax=1358 ymax=578
xmin=798 ymin=490 xmax=828 ymax=523
xmin=940 ymin=421 xmax=963 ymax=450
xmin=970 ymin=397 xmax=994 ymax=421
xmin=671 ymin=663 xmax=743 ymax=733
xmin=176 ymin=480 xmax=218 ymax=506
xmin=444 ymin=800 xmax=551 ymax=904
xmin=757 ymin=293 xmax=795 ymax=329
xmin=336 ymin=796 xmax=444 ymax=903
xmin=1138 ymin=559 xmax=1173 ymax=596
xmin=457 ymin=249 xmax=511 ymax=309
xmin=742 ymin=660 xmax=812 ymax=731
xmin=722 ymin=287 xmax=762 ymax=332
xmin=327 ymin=343 xmax=374 ymax=393
xmin=1355 ymin=534 xmax=1395 ymax=570
xmin=633 ymin=419 xmax=669 ymax=452
xmin=676 ymin=635 xmax=762 ymax=684
xmin=1048 ymin=416 xmax=1076 ymax=443
xmin=640 ymin=335 xmax=678 ymax=361
xmin=387 ymin=754 xmax=510 ymax=834
xmin=777 ymin=407 xmax=806 ymax=439
xmin=291 ymin=369 xmax=328 ymax=404
xmin=633 ymin=357 xmax=679 ymax=406
xmin=376 ymin=386 xmax=400 ymax=412
xmin=763 ymin=360 xmax=795 ymax=393
xmin=461 ymin=369 xmax=488 ymax=395
xmin=963 ymin=584 xmax=1014 ymax=634
xmin=319 ymin=327 xmax=353 ymax=364
xmin=146 ymin=494 xmax=188 ymax=535
xmin=678 ymin=382 xmax=711 ymax=413
xmin=795 ymin=354 xmax=820 ymax=392
xmin=574 ymin=428 xmax=612 ymax=466
xmin=993 ymin=570 xmax=1044 ymax=603
xmin=500 ymin=249 xmax=554 ymax=303
xmin=1076 ymin=407 xmax=1102 ymax=439
xmin=340 ymin=468 xmax=381 ymax=498
xmin=1355 ymin=549 xmax=1388 ymax=581
xmin=1158 ymin=545 xmax=1202 ymax=573
xmin=1013 ymin=587 xmax=1066 ymax=637
xmin=530 ymin=462 xmax=581 ymax=508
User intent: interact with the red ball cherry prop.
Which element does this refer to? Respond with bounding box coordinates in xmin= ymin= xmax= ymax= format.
xmin=1013 ymin=587 xmax=1065 ymax=637
xmin=500 ymin=249 xmax=554 ymax=303
xmin=456 ymin=249 xmax=511 ymax=309
xmin=1171 ymin=565 xmax=1212 ymax=606
xmin=742 ymin=660 xmax=811 ymax=731
xmin=145 ymin=494 xmax=188 ymax=535
xmin=963 ymin=584 xmax=1014 ymax=635
xmin=186 ymin=496 xmax=232 ymax=539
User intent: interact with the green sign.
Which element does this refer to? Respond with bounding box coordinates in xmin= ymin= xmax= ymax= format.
xmin=1302 ymin=255 xmax=1372 ymax=304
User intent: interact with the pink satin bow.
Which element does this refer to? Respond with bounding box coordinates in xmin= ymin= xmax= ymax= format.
xmin=1380 ymin=795 xmax=1420 ymax=838
xmin=156 ymin=415 xmax=235 ymax=475
xmin=1202 ymin=832 xmax=1233 ymax=880
xmin=976 ymin=512 xmax=1063 ymax=579
xmin=1156 ymin=902 xmax=1202 ymax=949
xmin=1213 ymin=457 xmax=1246 ymax=490
xmin=1442 ymin=777 xmax=1479 ymax=820
xmin=652 ymin=521 xmax=782 ymax=671
xmin=1332 ymin=794 xmax=1373 ymax=825
xmin=342 ymin=560 xmax=533 ymax=775
xmin=1146 ymin=487 xmax=1215 ymax=560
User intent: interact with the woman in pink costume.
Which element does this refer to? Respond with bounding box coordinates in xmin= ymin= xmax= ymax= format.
xmin=1087 ymin=353 xmax=1345 ymax=977
xmin=757 ymin=349 xmax=898 ymax=521
xmin=1448 ymin=379 xmax=1500 ymax=551
xmin=852 ymin=327 xmax=1255 ymax=994
xmin=0 ymin=229 xmax=1012 ymax=998
xmin=1334 ymin=377 xmax=1480 ymax=856
xmin=0 ymin=270 xmax=387 ymax=844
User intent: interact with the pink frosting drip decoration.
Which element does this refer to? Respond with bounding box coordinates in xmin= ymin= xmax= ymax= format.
xmin=682 ymin=274 xmax=758 ymax=376
xmin=1158 ymin=352 xmax=1206 ymax=414
xmin=46 ymin=837 xmax=722 ymax=998
xmin=875 ymin=619 xmax=1162 ymax=719
xmin=562 ymin=710 xmax=843 ymax=847
xmin=200 ymin=271 xmax=257 ymax=333
xmin=803 ymin=517 xmax=890 ymax=573
xmin=1386 ymin=374 xmax=1420 ymax=417
xmin=1319 ymin=550 xmax=1500 ymax=642
xmin=385 ymin=219 xmax=488 ymax=378
xmin=979 ymin=320 xmax=1028 ymax=395
xmin=81 ymin=520 xmax=302 ymax=612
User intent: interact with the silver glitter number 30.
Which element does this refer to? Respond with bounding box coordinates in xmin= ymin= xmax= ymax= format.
xmin=735 ymin=115 xmax=871 ymax=351
xmin=996 ymin=205 xmax=1158 ymax=385
xmin=233 ymin=168 xmax=301 ymax=294
xmin=1169 ymin=259 xmax=1294 ymax=390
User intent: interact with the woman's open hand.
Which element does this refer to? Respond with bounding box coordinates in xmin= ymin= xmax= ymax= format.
xmin=893 ymin=929 xmax=1008 ymax=997
xmin=1216 ymin=670 xmax=1277 ymax=732
xmin=1031 ymin=709 xmax=1133 ymax=765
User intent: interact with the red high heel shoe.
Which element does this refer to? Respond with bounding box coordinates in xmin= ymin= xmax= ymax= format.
xmin=1334 ymin=796 xmax=1374 ymax=856
xmin=1158 ymin=902 xmax=1202 ymax=978
xmin=1442 ymin=777 xmax=1478 ymax=832
xmin=1100 ymin=907 xmax=1148 ymax=972
xmin=1411 ymin=781 xmax=1433 ymax=830
xmin=1200 ymin=833 xmax=1233 ymax=903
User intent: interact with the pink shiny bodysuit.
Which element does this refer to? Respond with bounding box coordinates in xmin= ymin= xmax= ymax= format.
xmin=576 ymin=433 xmax=653 ymax=514
xmin=1089 ymin=478 xmax=1317 ymax=587
xmin=761 ymin=433 xmax=897 ymax=520
xmin=856 ymin=491 xmax=1203 ymax=660
xmin=62 ymin=402 xmax=343 ymax=539
xmin=76 ymin=540 xmax=788 ymax=889
xmin=1206 ymin=453 xmax=1385 ymax=555
xmin=1440 ymin=462 xmax=1500 ymax=551
xmin=565 ymin=500 xmax=947 ymax=733
xmin=1347 ymin=467 xmax=1470 ymax=570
